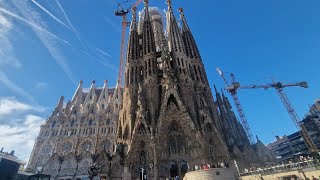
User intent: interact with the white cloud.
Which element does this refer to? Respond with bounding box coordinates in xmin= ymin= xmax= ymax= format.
xmin=0 ymin=1 xmax=77 ymax=85
xmin=105 ymin=16 xmax=121 ymax=32
xmin=0 ymin=97 xmax=46 ymax=162
xmin=0 ymin=11 xmax=22 ymax=68
xmin=0 ymin=97 xmax=44 ymax=116
xmin=31 ymin=0 xmax=71 ymax=30
xmin=96 ymin=48 xmax=112 ymax=58
xmin=0 ymin=114 xmax=44 ymax=162
xmin=34 ymin=81 xmax=47 ymax=90
xmin=0 ymin=71 xmax=36 ymax=102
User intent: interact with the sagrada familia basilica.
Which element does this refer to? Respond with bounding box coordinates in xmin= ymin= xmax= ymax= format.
xmin=26 ymin=0 xmax=274 ymax=179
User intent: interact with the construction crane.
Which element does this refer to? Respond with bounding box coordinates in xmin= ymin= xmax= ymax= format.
xmin=237 ymin=81 xmax=318 ymax=152
xmin=216 ymin=67 xmax=255 ymax=144
xmin=217 ymin=68 xmax=318 ymax=152
xmin=115 ymin=0 xmax=142 ymax=88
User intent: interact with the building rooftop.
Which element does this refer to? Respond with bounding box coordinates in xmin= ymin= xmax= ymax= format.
xmin=0 ymin=148 xmax=25 ymax=165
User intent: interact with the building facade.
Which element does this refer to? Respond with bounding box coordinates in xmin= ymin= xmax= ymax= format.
xmin=267 ymin=113 xmax=320 ymax=163
xmin=267 ymin=136 xmax=293 ymax=162
xmin=0 ymin=148 xmax=25 ymax=180
xmin=26 ymin=80 xmax=121 ymax=179
xmin=309 ymin=99 xmax=320 ymax=114
xmin=26 ymin=0 xmax=264 ymax=179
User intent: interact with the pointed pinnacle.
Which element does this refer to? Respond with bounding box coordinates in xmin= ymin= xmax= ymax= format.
xmin=214 ymin=84 xmax=219 ymax=94
xmin=144 ymin=0 xmax=149 ymax=7
xmin=166 ymin=0 xmax=172 ymax=10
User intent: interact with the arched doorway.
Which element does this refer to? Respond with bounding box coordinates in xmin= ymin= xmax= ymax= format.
xmin=169 ymin=161 xmax=178 ymax=178
xmin=180 ymin=160 xmax=188 ymax=178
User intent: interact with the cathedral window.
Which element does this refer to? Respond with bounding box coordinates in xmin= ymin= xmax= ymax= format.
xmin=106 ymin=119 xmax=110 ymax=125
xmin=88 ymin=119 xmax=94 ymax=126
xmin=81 ymin=140 xmax=93 ymax=152
xmin=70 ymin=120 xmax=75 ymax=127
xmin=140 ymin=151 xmax=146 ymax=165
xmin=41 ymin=143 xmax=53 ymax=155
xmin=51 ymin=121 xmax=56 ymax=128
xmin=167 ymin=94 xmax=179 ymax=111
xmin=100 ymin=139 xmax=111 ymax=151
xmin=200 ymin=98 xmax=205 ymax=108
xmin=206 ymin=123 xmax=212 ymax=132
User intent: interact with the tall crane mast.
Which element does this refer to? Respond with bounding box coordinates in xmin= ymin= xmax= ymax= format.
xmin=216 ymin=67 xmax=255 ymax=144
xmin=236 ymin=81 xmax=318 ymax=152
xmin=115 ymin=0 xmax=142 ymax=88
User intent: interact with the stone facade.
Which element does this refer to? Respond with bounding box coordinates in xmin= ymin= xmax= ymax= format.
xmin=26 ymin=80 xmax=120 ymax=179
xmin=26 ymin=0 xmax=267 ymax=179
xmin=117 ymin=0 xmax=259 ymax=179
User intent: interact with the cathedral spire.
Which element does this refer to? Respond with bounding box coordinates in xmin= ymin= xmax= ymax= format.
xmin=166 ymin=0 xmax=185 ymax=54
xmin=141 ymin=0 xmax=156 ymax=55
xmin=98 ymin=80 xmax=109 ymax=104
xmin=143 ymin=0 xmax=150 ymax=20
xmin=126 ymin=6 xmax=139 ymax=64
xmin=178 ymin=8 xmax=190 ymax=32
xmin=54 ymin=96 xmax=64 ymax=114
xmin=84 ymin=80 xmax=97 ymax=105
xmin=71 ymin=80 xmax=83 ymax=105
xmin=130 ymin=6 xmax=137 ymax=31
xmin=179 ymin=7 xmax=201 ymax=59
xmin=222 ymin=90 xmax=232 ymax=110
xmin=214 ymin=85 xmax=224 ymax=113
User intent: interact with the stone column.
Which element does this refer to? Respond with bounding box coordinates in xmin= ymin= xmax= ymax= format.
xmin=122 ymin=166 xmax=132 ymax=180
xmin=178 ymin=160 xmax=182 ymax=177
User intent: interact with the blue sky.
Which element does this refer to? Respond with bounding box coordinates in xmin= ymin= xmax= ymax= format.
xmin=0 ymin=0 xmax=319 ymax=162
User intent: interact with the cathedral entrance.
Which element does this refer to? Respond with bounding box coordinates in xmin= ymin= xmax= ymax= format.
xmin=169 ymin=161 xmax=178 ymax=178
xmin=180 ymin=160 xmax=188 ymax=177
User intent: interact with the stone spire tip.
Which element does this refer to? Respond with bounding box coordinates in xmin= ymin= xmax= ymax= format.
xmin=166 ymin=0 xmax=172 ymax=10
xmin=221 ymin=89 xmax=226 ymax=97
xmin=144 ymin=0 xmax=149 ymax=7
xmin=214 ymin=84 xmax=218 ymax=94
